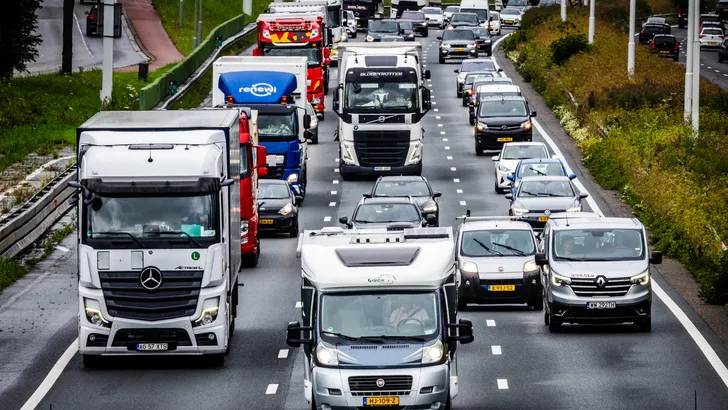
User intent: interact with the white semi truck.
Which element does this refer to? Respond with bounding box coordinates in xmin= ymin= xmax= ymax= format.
xmin=72 ymin=110 xmax=242 ymax=367
xmin=333 ymin=42 xmax=432 ymax=179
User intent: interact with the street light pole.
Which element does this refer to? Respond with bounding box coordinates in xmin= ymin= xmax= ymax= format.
xmin=684 ymin=0 xmax=694 ymax=122
xmin=179 ymin=0 xmax=184 ymax=28
xmin=627 ymin=0 xmax=636 ymax=78
xmin=198 ymin=0 xmax=204 ymax=47
xmin=691 ymin=0 xmax=701 ymax=132
xmin=561 ymin=0 xmax=566 ymax=22
xmin=192 ymin=0 xmax=198 ymax=49
xmin=588 ymin=0 xmax=595 ymax=44
xmin=100 ymin=0 xmax=115 ymax=104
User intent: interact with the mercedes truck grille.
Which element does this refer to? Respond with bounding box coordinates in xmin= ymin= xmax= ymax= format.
xmin=99 ymin=270 xmax=203 ymax=321
xmin=353 ymin=130 xmax=410 ymax=167
xmin=568 ymin=277 xmax=632 ymax=297
xmin=349 ymin=375 xmax=413 ymax=391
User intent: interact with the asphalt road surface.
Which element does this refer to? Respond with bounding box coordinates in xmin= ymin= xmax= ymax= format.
xmin=23 ymin=0 xmax=147 ymax=75
xmin=3 ymin=28 xmax=728 ymax=410
xmin=671 ymin=26 xmax=728 ymax=89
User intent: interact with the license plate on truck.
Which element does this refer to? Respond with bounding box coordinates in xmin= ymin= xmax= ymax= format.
xmin=373 ymin=166 xmax=391 ymax=171
xmin=488 ymin=285 xmax=515 ymax=291
xmin=364 ymin=397 xmax=399 ymax=406
xmin=587 ymin=301 xmax=616 ymax=309
xmin=136 ymin=343 xmax=168 ymax=351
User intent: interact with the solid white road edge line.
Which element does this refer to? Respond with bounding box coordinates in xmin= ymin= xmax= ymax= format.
xmin=19 ymin=338 xmax=79 ymax=410
xmin=492 ymin=33 xmax=728 ymax=390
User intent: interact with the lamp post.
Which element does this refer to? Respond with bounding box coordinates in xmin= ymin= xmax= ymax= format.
xmin=588 ymin=0 xmax=595 ymax=44
xmin=192 ymin=0 xmax=198 ymax=49
xmin=561 ymin=0 xmax=566 ymax=22
xmin=691 ymin=0 xmax=701 ymax=132
xmin=100 ymin=0 xmax=115 ymax=104
xmin=179 ymin=0 xmax=184 ymax=28
xmin=627 ymin=0 xmax=636 ymax=78
xmin=684 ymin=0 xmax=695 ymax=122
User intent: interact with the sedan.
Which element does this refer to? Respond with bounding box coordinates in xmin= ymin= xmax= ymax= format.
xmin=257 ymin=180 xmax=302 ymax=237
xmin=469 ymin=26 xmax=493 ymax=56
xmin=366 ymin=20 xmax=400 ymax=42
xmin=489 ymin=12 xmax=502 ymax=36
xmin=338 ymin=197 xmax=436 ymax=230
xmin=509 ymin=157 xmax=576 ymax=196
xmin=454 ymin=58 xmax=501 ymax=97
xmin=448 ymin=12 xmax=480 ymax=30
xmin=637 ymin=24 xmax=668 ymax=44
xmin=650 ymin=34 xmax=679 ymax=61
xmin=644 ymin=16 xmax=671 ymax=34
xmin=474 ymin=96 xmax=536 ymax=154
xmin=500 ymin=8 xmax=522 ymax=27
xmin=700 ymin=27 xmax=725 ymax=48
xmin=506 ymin=176 xmax=589 ymax=231
xmin=439 ymin=28 xmax=479 ymax=64
xmin=400 ymin=10 xmax=428 ymax=36
xmin=443 ymin=5 xmax=460 ymax=21
xmin=492 ymin=142 xmax=550 ymax=194
xmin=368 ymin=175 xmax=442 ymax=226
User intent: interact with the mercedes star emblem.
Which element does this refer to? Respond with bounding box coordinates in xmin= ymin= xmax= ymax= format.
xmin=544 ymin=210 xmax=551 ymax=215
xmin=596 ymin=276 xmax=607 ymax=288
xmin=376 ymin=378 xmax=386 ymax=388
xmin=140 ymin=267 xmax=163 ymax=290
xmin=378 ymin=116 xmax=386 ymax=122
xmin=501 ymin=125 xmax=508 ymax=130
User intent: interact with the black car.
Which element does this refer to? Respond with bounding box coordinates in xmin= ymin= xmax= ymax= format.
xmin=644 ymin=17 xmax=671 ymax=34
xmin=448 ymin=12 xmax=480 ymax=29
xmin=718 ymin=0 xmax=728 ymax=21
xmin=438 ymin=28 xmax=478 ymax=64
xmin=368 ymin=175 xmax=442 ymax=226
xmin=719 ymin=38 xmax=728 ymax=63
xmin=637 ymin=24 xmax=667 ymax=44
xmin=338 ymin=196 xmax=436 ymax=230
xmin=469 ymin=27 xmax=492 ymax=56
xmin=85 ymin=4 xmax=101 ymax=36
xmin=650 ymin=34 xmax=679 ymax=61
xmin=474 ymin=96 xmax=536 ymax=155
xmin=397 ymin=20 xmax=417 ymax=41
xmin=257 ymin=180 xmax=302 ymax=237
xmin=400 ymin=10 xmax=428 ymax=37
xmin=505 ymin=176 xmax=588 ymax=231
xmin=366 ymin=20 xmax=401 ymax=42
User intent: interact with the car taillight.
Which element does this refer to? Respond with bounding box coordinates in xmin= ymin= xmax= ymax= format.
xmin=89 ymin=15 xmax=96 ymax=20
xmin=650 ymin=42 xmax=656 ymax=49
xmin=674 ymin=42 xmax=680 ymax=51
xmin=700 ymin=34 xmax=705 ymax=38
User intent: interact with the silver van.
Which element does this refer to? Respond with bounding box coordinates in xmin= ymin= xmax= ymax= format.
xmin=535 ymin=214 xmax=663 ymax=332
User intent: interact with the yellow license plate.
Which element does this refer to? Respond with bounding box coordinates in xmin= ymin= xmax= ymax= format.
xmin=488 ymin=285 xmax=516 ymax=291
xmin=456 ymin=48 xmax=465 ymax=52
xmin=505 ymin=20 xmax=513 ymax=23
xmin=538 ymin=216 xmax=549 ymax=222
xmin=497 ymin=137 xmax=513 ymax=142
xmin=365 ymin=397 xmax=399 ymax=406
xmin=260 ymin=219 xmax=273 ymax=225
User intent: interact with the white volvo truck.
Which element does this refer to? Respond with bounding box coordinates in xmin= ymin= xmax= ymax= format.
xmin=333 ymin=43 xmax=432 ymax=180
xmin=286 ymin=227 xmax=474 ymax=410
xmin=72 ymin=110 xmax=242 ymax=367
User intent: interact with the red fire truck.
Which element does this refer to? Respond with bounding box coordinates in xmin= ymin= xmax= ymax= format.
xmin=238 ymin=108 xmax=268 ymax=267
xmin=254 ymin=12 xmax=330 ymax=119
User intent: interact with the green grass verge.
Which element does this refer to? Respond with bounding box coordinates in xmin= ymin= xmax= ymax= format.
xmin=0 ymin=258 xmax=28 ymax=292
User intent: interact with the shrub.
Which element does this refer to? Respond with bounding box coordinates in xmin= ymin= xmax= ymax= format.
xmin=550 ymin=34 xmax=591 ymax=65
xmin=520 ymin=4 xmax=560 ymax=31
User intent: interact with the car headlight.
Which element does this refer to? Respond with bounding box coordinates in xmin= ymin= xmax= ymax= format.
xmin=467 ymin=43 xmax=476 ymax=48
xmin=447 ymin=26 xmax=454 ymax=30
xmin=315 ymin=342 xmax=339 ymax=365
xmin=485 ymin=39 xmax=492 ymax=44
xmin=631 ymin=269 xmax=650 ymax=286
xmin=476 ymin=122 xmax=488 ymax=131
xmin=286 ymin=173 xmax=298 ymax=184
xmin=441 ymin=44 xmax=451 ymax=48
xmin=193 ymin=297 xmax=220 ymax=327
xmin=524 ymin=260 xmax=539 ymax=273
xmin=422 ymin=339 xmax=444 ymax=364
xmin=511 ymin=208 xmax=529 ymax=216
xmin=408 ymin=33 xmax=415 ymax=38
xmin=279 ymin=203 xmax=294 ymax=216
xmin=566 ymin=206 xmax=582 ymax=212
xmin=366 ymin=35 xmax=374 ymax=41
xmin=461 ymin=261 xmax=478 ymax=274
xmin=498 ymin=164 xmax=511 ymax=172
xmin=550 ymin=271 xmax=571 ymax=287
xmin=521 ymin=120 xmax=532 ymax=130
xmin=406 ymin=142 xmax=422 ymax=165
xmin=84 ymin=299 xmax=111 ymax=328
xmin=341 ymin=142 xmax=356 ymax=164
xmin=422 ymin=203 xmax=438 ymax=213
xmin=464 ymin=89 xmax=472 ymax=95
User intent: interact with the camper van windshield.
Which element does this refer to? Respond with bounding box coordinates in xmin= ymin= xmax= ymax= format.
xmin=257 ymin=113 xmax=297 ymax=139
xmin=320 ymin=292 xmax=439 ymax=340
xmin=262 ymin=47 xmax=321 ymax=67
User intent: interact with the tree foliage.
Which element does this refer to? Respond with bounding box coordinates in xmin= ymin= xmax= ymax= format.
xmin=0 ymin=0 xmax=44 ymax=78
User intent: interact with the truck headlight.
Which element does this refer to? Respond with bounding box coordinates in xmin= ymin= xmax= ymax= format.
xmin=286 ymin=173 xmax=298 ymax=184
xmin=311 ymin=97 xmax=321 ymax=105
xmin=84 ymin=300 xmax=111 ymax=328
xmin=631 ymin=270 xmax=650 ymax=286
xmin=366 ymin=35 xmax=374 ymax=42
xmin=422 ymin=339 xmax=444 ymax=364
xmin=461 ymin=261 xmax=478 ymax=274
xmin=193 ymin=297 xmax=220 ymax=327
xmin=315 ymin=342 xmax=339 ymax=365
xmin=550 ymin=271 xmax=571 ymax=287
xmin=341 ymin=142 xmax=356 ymax=164
xmin=405 ymin=143 xmax=422 ymax=165
xmin=511 ymin=208 xmax=529 ymax=216
xmin=422 ymin=203 xmax=438 ymax=213
xmin=520 ymin=120 xmax=532 ymax=130
xmin=523 ymin=260 xmax=539 ymax=273
xmin=279 ymin=203 xmax=294 ymax=216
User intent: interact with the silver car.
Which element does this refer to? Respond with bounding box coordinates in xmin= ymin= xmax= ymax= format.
xmin=505 ymin=176 xmax=589 ymax=231
xmin=535 ymin=214 xmax=663 ymax=332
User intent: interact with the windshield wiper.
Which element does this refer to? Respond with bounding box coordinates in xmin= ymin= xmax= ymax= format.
xmin=557 ymin=256 xmax=584 ymax=261
xmin=493 ymin=242 xmax=526 ymax=256
xmin=533 ymin=169 xmax=547 ymax=176
xmin=536 ymin=192 xmax=561 ymax=197
xmin=374 ymin=335 xmax=428 ymax=342
xmin=154 ymin=231 xmax=203 ymax=248
xmin=473 ymin=238 xmax=503 ymax=256
xmin=321 ymin=332 xmax=384 ymax=343
xmin=519 ymin=191 xmax=539 ymax=197
xmin=92 ymin=231 xmax=145 ymax=248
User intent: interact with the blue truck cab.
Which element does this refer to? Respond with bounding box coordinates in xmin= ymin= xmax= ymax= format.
xmin=217 ymin=71 xmax=311 ymax=197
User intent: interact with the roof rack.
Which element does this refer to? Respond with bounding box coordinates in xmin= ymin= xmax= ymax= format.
xmin=456 ymin=210 xmax=526 ymax=223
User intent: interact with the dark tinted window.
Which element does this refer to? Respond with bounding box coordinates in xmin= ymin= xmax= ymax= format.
xmin=654 ymin=36 xmax=676 ymax=45
xmin=451 ymin=13 xmax=478 ymax=23
xmin=461 ymin=60 xmax=496 ymax=71
xmin=460 ymin=8 xmax=488 ymax=21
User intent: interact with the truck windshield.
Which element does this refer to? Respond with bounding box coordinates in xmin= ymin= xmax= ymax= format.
xmin=320 ymin=292 xmax=439 ymax=339
xmin=262 ymin=47 xmax=321 ymax=68
xmin=84 ymin=193 xmax=220 ymax=246
xmin=553 ymin=229 xmax=645 ymax=261
xmin=345 ymin=81 xmax=418 ymax=113
xmin=461 ymin=229 xmax=535 ymax=257
xmin=257 ymin=113 xmax=297 ymax=140
xmin=451 ymin=13 xmax=478 ymax=24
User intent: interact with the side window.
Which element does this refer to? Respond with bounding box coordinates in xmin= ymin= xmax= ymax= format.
xmin=543 ymin=227 xmax=550 ymax=254
xmin=240 ymin=143 xmax=251 ymax=178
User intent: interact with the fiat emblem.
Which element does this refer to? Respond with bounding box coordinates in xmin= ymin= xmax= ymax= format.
xmin=376 ymin=378 xmax=385 ymax=388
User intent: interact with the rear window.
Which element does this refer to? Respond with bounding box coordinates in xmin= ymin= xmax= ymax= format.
xmin=423 ymin=8 xmax=441 ymax=15
xmin=643 ymin=26 xmax=664 ymax=34
xmin=452 ymin=13 xmax=479 ymax=24
xmin=460 ymin=8 xmax=489 ymax=21
xmin=704 ymin=28 xmax=723 ymax=35
xmin=702 ymin=15 xmax=721 ymax=22
xmin=445 ymin=6 xmax=460 ymax=12
xmin=654 ymin=36 xmax=676 ymax=45
xmin=461 ymin=60 xmax=496 ymax=72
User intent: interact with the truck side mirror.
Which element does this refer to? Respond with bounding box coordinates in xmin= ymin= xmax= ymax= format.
xmin=258 ymin=167 xmax=268 ymax=177
xmin=303 ymin=114 xmax=311 ymax=130
xmin=286 ymin=321 xmax=313 ymax=347
xmin=424 ymin=70 xmax=431 ymax=80
xmin=338 ymin=216 xmax=352 ymax=228
xmin=254 ymin=145 xmax=268 ymax=176
xmin=447 ymin=319 xmax=474 ymax=344
xmin=650 ymin=251 xmax=663 ymax=264
xmin=421 ymin=87 xmax=431 ymax=111
xmin=535 ymin=252 xmax=548 ymax=266
xmin=333 ymin=86 xmax=341 ymax=111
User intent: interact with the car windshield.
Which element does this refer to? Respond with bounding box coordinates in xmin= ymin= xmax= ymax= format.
xmin=517 ymin=162 xmax=566 ymax=178
xmin=353 ymin=203 xmax=421 ymax=223
xmin=501 ymin=8 xmax=520 ymax=16
xmin=702 ymin=15 xmax=721 ymax=23
xmin=374 ymin=180 xmax=431 ymax=197
xmin=262 ymin=47 xmax=321 ymax=67
xmin=460 ymin=229 xmax=535 ymax=257
xmin=471 ymin=27 xmax=489 ymax=37
xmin=401 ymin=11 xmax=425 ymax=20
xmin=654 ymin=36 xmax=676 ymax=45
xmin=399 ymin=21 xmax=413 ymax=29
xmin=445 ymin=6 xmax=459 ymax=12
xmin=554 ymin=229 xmax=645 ymax=261
xmin=508 ymin=0 xmax=528 ymax=6
xmin=452 ymin=13 xmax=478 ymax=24
xmin=258 ymin=183 xmax=291 ymax=199
xmin=442 ymin=30 xmax=474 ymax=41
xmin=502 ymin=145 xmax=548 ymax=160
xmin=460 ymin=60 xmax=496 ymax=72
xmin=370 ymin=21 xmax=399 ymax=33
xmin=703 ymin=28 xmax=723 ymax=35
xmin=518 ymin=180 xmax=575 ymax=197
xmin=320 ymin=292 xmax=439 ymax=339
xmin=257 ymin=113 xmax=297 ymax=138
xmin=490 ymin=12 xmax=500 ymax=20
xmin=478 ymin=100 xmax=528 ymax=117
xmin=423 ymin=8 xmax=441 ymax=15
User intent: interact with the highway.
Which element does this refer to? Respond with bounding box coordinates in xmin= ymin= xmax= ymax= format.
xmin=671 ymin=26 xmax=728 ymax=88
xmin=24 ymin=0 xmax=147 ymax=75
xmin=3 ymin=28 xmax=728 ymax=410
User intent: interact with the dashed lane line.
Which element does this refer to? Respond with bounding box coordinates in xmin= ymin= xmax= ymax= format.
xmin=329 ymin=202 xmax=336 ymax=207
xmin=333 ymin=179 xmax=339 ymax=184
xmin=497 ymin=379 xmax=509 ymax=390
xmin=486 ymin=320 xmax=496 ymax=327
xmin=295 ymin=301 xmax=303 ymax=308
xmin=460 ymin=201 xmax=467 ymax=206
xmin=324 ymin=216 xmax=332 ymax=222
xmin=456 ymin=189 xmax=463 ymax=194
xmin=331 ymin=190 xmax=337 ymax=195
xmin=453 ymin=178 xmax=460 ymax=183
xmin=447 ymin=156 xmax=453 ymax=160
xmin=450 ymin=167 xmax=457 ymax=171
xmin=278 ymin=349 xmax=289 ymax=359
xmin=266 ymin=384 xmax=279 ymax=395
xmin=492 ymin=346 xmax=502 ymax=355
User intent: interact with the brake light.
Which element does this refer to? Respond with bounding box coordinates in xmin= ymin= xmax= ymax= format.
xmin=89 ymin=15 xmax=96 ymax=20
xmin=650 ymin=42 xmax=656 ymax=49
xmin=700 ymin=34 xmax=705 ymax=38
xmin=674 ymin=42 xmax=680 ymax=51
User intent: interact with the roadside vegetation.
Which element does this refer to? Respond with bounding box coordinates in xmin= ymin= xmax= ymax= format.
xmin=502 ymin=2 xmax=728 ymax=304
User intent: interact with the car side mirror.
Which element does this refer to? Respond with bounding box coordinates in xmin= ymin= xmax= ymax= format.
xmin=424 ymin=70 xmax=431 ymax=80
xmin=338 ymin=216 xmax=351 ymax=228
xmin=531 ymin=111 xmax=537 ymax=117
xmin=491 ymin=155 xmax=499 ymax=161
xmin=362 ymin=193 xmax=372 ymax=198
xmin=294 ymin=195 xmax=303 ymax=206
xmin=286 ymin=321 xmax=313 ymax=347
xmin=447 ymin=319 xmax=474 ymax=344
xmin=568 ymin=173 xmax=577 ymax=180
xmin=437 ymin=36 xmax=442 ymax=40
xmin=433 ymin=192 xmax=442 ymax=199
xmin=505 ymin=194 xmax=513 ymax=200
xmin=454 ymin=69 xmax=459 ymax=73
xmin=650 ymin=251 xmax=663 ymax=265
xmin=578 ymin=193 xmax=589 ymax=200
xmin=497 ymin=68 xmax=503 ymax=72
xmin=425 ymin=214 xmax=437 ymax=226
xmin=535 ymin=252 xmax=548 ymax=266
xmin=506 ymin=175 xmax=514 ymax=181
xmin=303 ymin=114 xmax=311 ymax=130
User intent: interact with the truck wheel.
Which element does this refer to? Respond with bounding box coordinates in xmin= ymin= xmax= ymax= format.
xmin=638 ymin=317 xmax=651 ymax=332
xmin=544 ymin=310 xmax=550 ymax=325
xmin=324 ymin=80 xmax=329 ymax=95
xmin=531 ymin=294 xmax=543 ymax=311
xmin=82 ymin=355 xmax=104 ymax=369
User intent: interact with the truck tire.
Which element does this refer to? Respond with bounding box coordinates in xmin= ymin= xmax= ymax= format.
xmin=531 ymin=294 xmax=543 ymax=311
xmin=82 ymin=355 xmax=104 ymax=369
xmin=242 ymin=242 xmax=260 ymax=267
xmin=324 ymin=80 xmax=329 ymax=95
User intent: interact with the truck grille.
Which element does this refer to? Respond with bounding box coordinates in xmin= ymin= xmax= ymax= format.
xmin=349 ymin=375 xmax=413 ymax=392
xmin=111 ymin=328 xmax=192 ymax=347
xmin=100 ymin=270 xmax=203 ymax=321
xmin=568 ymin=277 xmax=632 ymax=297
xmin=358 ymin=114 xmax=406 ymax=124
xmin=353 ymin=130 xmax=410 ymax=167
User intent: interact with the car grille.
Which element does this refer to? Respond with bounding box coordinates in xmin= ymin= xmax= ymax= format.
xmin=349 ymin=375 xmax=413 ymax=392
xmin=111 ymin=328 xmax=192 ymax=347
xmin=100 ymin=270 xmax=203 ymax=321
xmin=353 ymin=130 xmax=410 ymax=167
xmin=568 ymin=277 xmax=632 ymax=297
xmin=487 ymin=124 xmax=522 ymax=131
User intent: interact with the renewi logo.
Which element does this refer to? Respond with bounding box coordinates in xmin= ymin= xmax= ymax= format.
xmin=239 ymin=83 xmax=276 ymax=97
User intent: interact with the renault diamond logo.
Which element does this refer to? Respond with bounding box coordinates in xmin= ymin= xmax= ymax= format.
xmin=140 ymin=267 xmax=163 ymax=290
xmin=376 ymin=378 xmax=385 ymax=388
xmin=595 ymin=276 xmax=607 ymax=288
xmin=501 ymin=125 xmax=508 ymax=130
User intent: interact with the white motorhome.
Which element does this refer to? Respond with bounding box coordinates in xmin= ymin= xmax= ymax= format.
xmin=286 ymin=227 xmax=474 ymax=410
xmin=73 ymin=110 xmax=242 ymax=367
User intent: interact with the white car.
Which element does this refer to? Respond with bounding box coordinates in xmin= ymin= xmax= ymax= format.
xmin=343 ymin=10 xmax=357 ymax=38
xmin=443 ymin=5 xmax=460 ymax=21
xmin=491 ymin=142 xmax=551 ymax=194
xmin=500 ymin=8 xmax=523 ymax=27
xmin=423 ymin=6 xmax=446 ymax=29
xmin=699 ymin=27 xmax=724 ymax=48
xmin=489 ymin=12 xmax=502 ymax=35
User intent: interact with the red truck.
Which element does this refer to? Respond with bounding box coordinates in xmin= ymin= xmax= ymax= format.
xmin=238 ymin=108 xmax=268 ymax=267
xmin=253 ymin=13 xmax=330 ymax=119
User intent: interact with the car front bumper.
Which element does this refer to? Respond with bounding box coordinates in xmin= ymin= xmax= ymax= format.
xmin=475 ymin=129 xmax=533 ymax=151
xmin=440 ymin=47 xmax=478 ymax=60
xmin=340 ymin=162 xmax=422 ymax=176
xmin=548 ymin=284 xmax=652 ymax=324
xmin=459 ymin=270 xmax=540 ymax=304
xmin=258 ymin=212 xmax=297 ymax=233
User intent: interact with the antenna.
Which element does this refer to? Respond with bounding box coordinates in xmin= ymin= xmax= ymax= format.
xmin=147 ymin=143 xmax=153 ymax=162
xmin=565 ymin=212 xmax=570 ymax=227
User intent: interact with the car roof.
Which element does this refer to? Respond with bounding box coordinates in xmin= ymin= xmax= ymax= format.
xmin=360 ymin=196 xmax=416 ymax=205
xmin=423 ymin=7 xmax=442 ymax=11
xmin=518 ymin=175 xmax=572 ymax=182
xmin=478 ymin=84 xmax=520 ymax=91
xmin=377 ymin=175 xmax=427 ymax=183
xmin=549 ymin=217 xmax=644 ymax=230
xmin=502 ymin=141 xmax=547 ymax=148
xmin=653 ymin=34 xmax=676 ymax=39
xmin=460 ymin=219 xmax=535 ymax=232
xmin=259 ymin=179 xmax=289 ymax=186
xmin=479 ymin=95 xmax=527 ymax=102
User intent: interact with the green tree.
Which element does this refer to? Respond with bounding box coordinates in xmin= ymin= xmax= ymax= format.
xmin=0 ymin=0 xmax=44 ymax=78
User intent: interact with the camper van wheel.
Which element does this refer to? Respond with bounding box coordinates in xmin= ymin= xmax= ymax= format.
xmin=530 ymin=294 xmax=543 ymax=311
xmin=548 ymin=315 xmax=562 ymax=333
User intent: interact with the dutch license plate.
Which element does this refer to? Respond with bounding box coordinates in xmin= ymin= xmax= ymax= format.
xmin=587 ymin=301 xmax=617 ymax=309
xmin=488 ymin=284 xmax=515 ymax=291
xmin=136 ymin=343 xmax=168 ymax=351
xmin=505 ymin=20 xmax=513 ymax=24
xmin=260 ymin=219 xmax=274 ymax=225
xmin=456 ymin=48 xmax=465 ymax=52
xmin=538 ymin=216 xmax=549 ymax=222
xmin=364 ymin=397 xmax=400 ymax=406
xmin=660 ymin=51 xmax=669 ymax=54
xmin=709 ymin=41 xmax=718 ymax=45
xmin=373 ymin=166 xmax=391 ymax=171
xmin=497 ymin=137 xmax=513 ymax=142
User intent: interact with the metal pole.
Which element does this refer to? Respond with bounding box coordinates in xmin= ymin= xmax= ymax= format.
xmin=179 ymin=0 xmax=184 ymax=28
xmin=561 ymin=0 xmax=566 ymax=22
xmin=684 ymin=0 xmax=694 ymax=122
xmin=627 ymin=0 xmax=636 ymax=78
xmin=691 ymin=0 xmax=701 ymax=132
xmin=197 ymin=0 xmax=203 ymax=47
xmin=588 ymin=0 xmax=595 ymax=44
xmin=100 ymin=0 xmax=114 ymax=104
xmin=192 ymin=0 xmax=198 ymax=49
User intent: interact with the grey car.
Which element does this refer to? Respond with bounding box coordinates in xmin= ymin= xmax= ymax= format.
xmin=338 ymin=196 xmax=436 ymax=230
xmin=505 ymin=176 xmax=588 ymax=231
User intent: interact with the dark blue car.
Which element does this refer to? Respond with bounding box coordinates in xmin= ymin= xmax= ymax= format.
xmin=507 ymin=158 xmax=576 ymax=195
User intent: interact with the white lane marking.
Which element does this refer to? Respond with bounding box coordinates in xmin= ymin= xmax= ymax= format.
xmin=19 ymin=338 xmax=79 ymax=410
xmin=486 ymin=319 xmax=496 ymax=327
xmin=436 ymin=116 xmax=441 ymax=119
xmin=445 ymin=146 xmax=450 ymax=150
xmin=494 ymin=32 xmax=728 ymax=390
xmin=442 ymin=138 xmax=448 ymax=141
xmin=456 ymin=189 xmax=463 ymax=194
xmin=497 ymin=379 xmax=509 ymax=389
xmin=295 ymin=301 xmax=303 ymax=308
xmin=334 ymin=168 xmax=339 ymax=173
xmin=725 ymin=74 xmax=728 ymax=77
xmin=324 ymin=216 xmax=332 ymax=222
xmin=72 ymin=13 xmax=93 ymax=56
xmin=716 ymin=70 xmax=721 ymax=73
xmin=453 ymin=178 xmax=460 ymax=183
xmin=434 ymin=108 xmax=439 ymax=112
xmin=450 ymin=167 xmax=457 ymax=171
xmin=329 ymin=202 xmax=336 ymax=207
xmin=492 ymin=346 xmax=502 ymax=355
xmin=266 ymin=384 xmax=279 ymax=395
xmin=447 ymin=156 xmax=453 ymax=160
xmin=335 ymin=158 xmax=340 ymax=163
xmin=278 ymin=349 xmax=289 ymax=359
xmin=432 ymin=101 xmax=437 ymax=105
xmin=460 ymin=201 xmax=467 ymax=206
xmin=55 ymin=246 xmax=70 ymax=253
xmin=438 ymin=124 xmax=443 ymax=127
xmin=331 ymin=190 xmax=337 ymax=195
xmin=708 ymin=66 xmax=712 ymax=69
xmin=440 ymin=131 xmax=446 ymax=135
xmin=333 ymin=180 xmax=339 ymax=184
